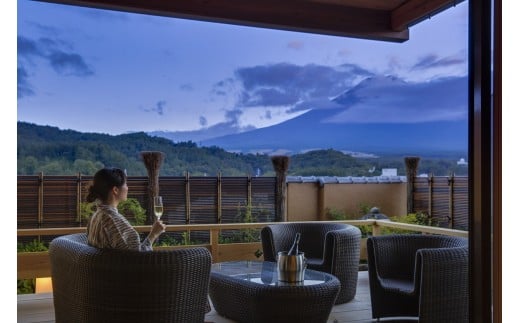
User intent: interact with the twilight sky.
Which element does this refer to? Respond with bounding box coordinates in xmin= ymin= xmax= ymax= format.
xmin=17 ymin=0 xmax=469 ymax=136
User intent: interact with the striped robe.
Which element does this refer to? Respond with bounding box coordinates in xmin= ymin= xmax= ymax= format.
xmin=87 ymin=204 xmax=153 ymax=251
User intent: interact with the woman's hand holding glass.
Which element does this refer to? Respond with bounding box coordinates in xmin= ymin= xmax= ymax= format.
xmin=151 ymin=218 xmax=166 ymax=235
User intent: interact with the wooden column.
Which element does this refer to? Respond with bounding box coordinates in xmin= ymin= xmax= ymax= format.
xmin=140 ymin=151 xmax=165 ymax=224
xmin=448 ymin=172 xmax=454 ymax=228
xmin=271 ymin=155 xmax=290 ymax=222
xmin=404 ymin=156 xmax=420 ymax=214
xmin=76 ymin=172 xmax=82 ymax=225
xmin=38 ymin=172 xmax=43 ymax=229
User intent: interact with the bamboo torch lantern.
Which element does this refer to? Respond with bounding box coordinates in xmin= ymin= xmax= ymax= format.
xmin=140 ymin=151 xmax=165 ymax=224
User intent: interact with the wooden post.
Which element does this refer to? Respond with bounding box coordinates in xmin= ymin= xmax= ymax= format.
xmin=404 ymin=156 xmax=420 ymax=214
xmin=76 ymin=172 xmax=82 ymax=225
xmin=271 ymin=156 xmax=290 ymax=222
xmin=210 ymin=228 xmax=219 ymax=262
xmin=140 ymin=151 xmax=165 ymax=224
xmin=217 ymin=172 xmax=222 ymax=223
xmin=38 ymin=172 xmax=43 ymax=230
xmin=185 ymin=171 xmax=190 ymax=224
xmin=448 ymin=172 xmax=455 ymax=228
xmin=372 ymin=222 xmax=381 ymax=236
xmin=428 ymin=172 xmax=433 ymax=218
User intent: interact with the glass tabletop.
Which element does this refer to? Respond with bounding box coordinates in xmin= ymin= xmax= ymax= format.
xmin=211 ymin=260 xmax=333 ymax=286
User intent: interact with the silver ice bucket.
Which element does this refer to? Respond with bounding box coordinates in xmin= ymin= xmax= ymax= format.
xmin=277 ymin=251 xmax=306 ymax=283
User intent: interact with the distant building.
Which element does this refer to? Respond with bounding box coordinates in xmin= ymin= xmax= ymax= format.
xmin=381 ymin=168 xmax=397 ymax=176
xmin=457 ymin=158 xmax=468 ymax=166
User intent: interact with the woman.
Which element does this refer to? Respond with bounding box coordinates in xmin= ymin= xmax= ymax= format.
xmin=86 ymin=167 xmax=166 ymax=251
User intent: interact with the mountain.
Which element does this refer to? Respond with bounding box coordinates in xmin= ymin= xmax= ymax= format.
xmin=197 ymin=75 xmax=468 ymax=156
xmin=148 ymin=122 xmax=246 ymax=143
xmin=200 ymin=111 xmax=467 ymax=156
xmin=17 ymin=121 xmax=468 ymax=177
xmin=16 ymin=121 xmax=272 ymax=176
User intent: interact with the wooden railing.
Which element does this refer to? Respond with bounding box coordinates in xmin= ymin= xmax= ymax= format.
xmin=17 ymin=220 xmax=468 ymax=280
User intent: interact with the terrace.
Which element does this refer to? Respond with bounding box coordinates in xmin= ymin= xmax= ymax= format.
xmin=18 ymin=162 xmax=472 ymax=321
xmin=18 ymin=220 xmax=468 ymax=323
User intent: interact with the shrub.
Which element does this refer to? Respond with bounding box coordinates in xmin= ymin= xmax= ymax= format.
xmin=155 ymin=231 xmax=203 ymax=246
xmin=80 ymin=197 xmax=146 ymax=225
xmin=18 ymin=279 xmax=36 ymax=295
xmin=17 ymin=240 xmax=48 ymax=252
xmin=325 ymin=207 xmax=347 ymax=220
xmin=325 ymin=204 xmax=374 ymax=237
xmin=219 ymin=200 xmax=265 ymax=244
xmin=117 ymin=198 xmax=146 ymax=225
xmin=381 ymin=211 xmax=438 ymax=235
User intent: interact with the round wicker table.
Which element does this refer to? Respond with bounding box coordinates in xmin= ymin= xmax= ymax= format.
xmin=209 ymin=260 xmax=340 ymax=323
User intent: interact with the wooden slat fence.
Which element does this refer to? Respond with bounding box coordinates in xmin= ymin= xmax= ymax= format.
xmin=17 ymin=173 xmax=468 ymax=237
xmin=17 ymin=174 xmax=277 ymax=235
xmin=412 ymin=174 xmax=468 ymax=230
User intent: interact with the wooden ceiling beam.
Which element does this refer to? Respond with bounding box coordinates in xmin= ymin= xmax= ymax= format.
xmin=34 ymin=0 xmax=410 ymax=42
xmin=391 ymin=0 xmax=464 ymax=31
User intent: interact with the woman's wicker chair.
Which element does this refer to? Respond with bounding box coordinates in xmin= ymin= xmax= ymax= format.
xmin=367 ymin=234 xmax=468 ymax=322
xmin=49 ymin=233 xmax=212 ymax=323
xmin=261 ymin=222 xmax=361 ymax=304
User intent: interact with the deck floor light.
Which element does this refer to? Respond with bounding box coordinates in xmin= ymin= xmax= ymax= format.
xmin=35 ymin=277 xmax=53 ymax=293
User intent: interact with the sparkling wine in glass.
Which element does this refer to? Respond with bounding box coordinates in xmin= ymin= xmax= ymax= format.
xmin=153 ymin=196 xmax=163 ymax=219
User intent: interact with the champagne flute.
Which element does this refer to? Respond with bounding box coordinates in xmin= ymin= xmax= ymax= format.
xmin=153 ymin=196 xmax=164 ymax=219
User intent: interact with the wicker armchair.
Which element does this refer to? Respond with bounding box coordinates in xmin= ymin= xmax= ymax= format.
xmin=49 ymin=233 xmax=212 ymax=323
xmin=261 ymin=222 xmax=361 ymax=304
xmin=367 ymin=234 xmax=468 ymax=322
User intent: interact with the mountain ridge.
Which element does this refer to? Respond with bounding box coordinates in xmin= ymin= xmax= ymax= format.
xmin=151 ymin=74 xmax=468 ymax=157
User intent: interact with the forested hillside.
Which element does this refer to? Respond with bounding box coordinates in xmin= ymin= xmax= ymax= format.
xmin=17 ymin=122 xmax=468 ymax=176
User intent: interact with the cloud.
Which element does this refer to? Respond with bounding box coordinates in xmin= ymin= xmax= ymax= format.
xmin=155 ymin=101 xmax=166 ymax=115
xmin=18 ymin=36 xmax=94 ymax=76
xmin=239 ymin=87 xmax=299 ymax=106
xmin=142 ymin=100 xmax=167 ymax=115
xmin=17 ymin=35 xmax=94 ymax=98
xmin=180 ymin=83 xmax=194 ymax=91
xmin=225 ymin=109 xmax=243 ymax=123
xmin=412 ymin=53 xmax=466 ymax=70
xmin=233 ymin=62 xmax=373 ymax=110
xmin=18 ymin=36 xmax=41 ymax=59
xmin=211 ymin=77 xmax=237 ymax=99
xmin=161 ymin=109 xmax=255 ymax=143
xmin=17 ymin=67 xmax=34 ymax=99
xmin=199 ymin=116 xmax=207 ymax=127
xmin=47 ymin=51 xmax=94 ymax=76
xmin=210 ymin=58 xmax=465 ymax=128
xmin=291 ymin=98 xmax=343 ymax=112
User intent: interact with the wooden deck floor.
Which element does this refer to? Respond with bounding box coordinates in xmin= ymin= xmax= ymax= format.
xmin=18 ymin=271 xmax=382 ymax=323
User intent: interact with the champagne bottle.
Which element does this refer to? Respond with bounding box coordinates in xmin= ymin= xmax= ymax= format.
xmin=287 ymin=232 xmax=301 ymax=255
